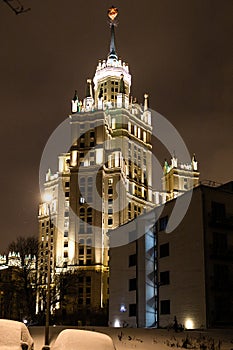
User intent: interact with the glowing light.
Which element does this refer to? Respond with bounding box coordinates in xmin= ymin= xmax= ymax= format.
xmin=185 ymin=318 xmax=194 ymax=329
xmin=108 ymin=6 xmax=118 ymax=21
xmin=114 ymin=319 xmax=121 ymax=327
xmin=120 ymin=304 xmax=127 ymax=312
xmin=43 ymin=193 xmax=52 ymax=203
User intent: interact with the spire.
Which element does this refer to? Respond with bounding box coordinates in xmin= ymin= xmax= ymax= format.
xmin=107 ymin=6 xmax=118 ymax=60
xmin=85 ymin=79 xmax=93 ymax=98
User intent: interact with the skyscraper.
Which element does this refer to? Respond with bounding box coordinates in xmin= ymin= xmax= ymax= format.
xmin=37 ymin=7 xmax=156 ymax=319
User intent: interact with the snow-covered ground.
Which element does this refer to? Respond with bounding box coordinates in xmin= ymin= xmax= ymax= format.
xmin=29 ymin=326 xmax=233 ymax=350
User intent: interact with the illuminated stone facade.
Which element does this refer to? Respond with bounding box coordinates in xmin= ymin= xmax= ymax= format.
xmin=37 ymin=9 xmax=154 ymax=320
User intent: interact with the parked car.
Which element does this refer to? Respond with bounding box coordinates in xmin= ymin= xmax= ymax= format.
xmin=51 ymin=329 xmax=116 ymax=350
xmin=0 ymin=319 xmax=34 ymax=349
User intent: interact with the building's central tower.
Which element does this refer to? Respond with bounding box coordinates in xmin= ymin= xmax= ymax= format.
xmin=37 ymin=7 xmax=154 ymax=322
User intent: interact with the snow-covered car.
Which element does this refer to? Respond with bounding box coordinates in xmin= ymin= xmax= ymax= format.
xmin=0 ymin=319 xmax=34 ymax=349
xmin=51 ymin=329 xmax=116 ymax=350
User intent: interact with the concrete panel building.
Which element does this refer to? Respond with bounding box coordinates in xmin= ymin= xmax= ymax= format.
xmin=109 ymin=182 xmax=233 ymax=328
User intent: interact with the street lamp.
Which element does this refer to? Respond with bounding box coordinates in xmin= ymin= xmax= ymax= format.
xmin=43 ymin=193 xmax=53 ymax=348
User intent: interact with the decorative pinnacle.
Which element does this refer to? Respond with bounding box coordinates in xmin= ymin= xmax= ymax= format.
xmin=108 ymin=6 xmax=118 ymax=60
xmin=108 ymin=6 xmax=118 ymax=22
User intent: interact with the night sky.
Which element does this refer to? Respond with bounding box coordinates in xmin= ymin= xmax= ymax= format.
xmin=0 ymin=0 xmax=232 ymax=253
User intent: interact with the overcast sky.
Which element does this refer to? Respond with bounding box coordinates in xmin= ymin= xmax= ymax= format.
xmin=0 ymin=0 xmax=232 ymax=252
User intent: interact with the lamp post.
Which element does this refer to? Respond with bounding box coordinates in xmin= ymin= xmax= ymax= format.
xmin=43 ymin=194 xmax=52 ymax=348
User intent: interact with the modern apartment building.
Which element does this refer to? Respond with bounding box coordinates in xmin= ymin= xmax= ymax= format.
xmin=109 ymin=181 xmax=233 ymax=328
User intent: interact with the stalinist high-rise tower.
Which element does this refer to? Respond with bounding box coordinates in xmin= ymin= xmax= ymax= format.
xmin=37 ymin=7 xmax=156 ymax=320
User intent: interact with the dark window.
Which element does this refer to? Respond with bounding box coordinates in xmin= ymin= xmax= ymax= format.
xmin=211 ymin=201 xmax=226 ymax=220
xmin=79 ymin=247 xmax=84 ymax=255
xmin=108 ymin=188 xmax=113 ymax=195
xmin=64 ymin=211 xmax=69 ymax=217
xmin=86 ymin=298 xmax=91 ymax=305
xmin=65 ymin=192 xmax=69 ymax=198
xmin=129 ymin=278 xmax=137 ymax=291
xmin=90 ymin=141 xmax=95 ymax=147
xmin=213 ymin=232 xmax=228 ymax=254
xmin=160 ymin=243 xmax=169 ymax=258
xmin=86 ymin=248 xmax=92 ymax=255
xmin=64 ymin=242 xmax=68 ymax=248
xmin=108 ymin=198 xmax=113 ymax=204
xmin=108 ymin=218 xmax=113 ymax=225
xmin=86 ymin=259 xmax=92 ymax=265
xmin=78 ymin=287 xmax=83 ymax=294
xmin=160 ymin=271 xmax=170 ymax=285
xmin=79 ymin=260 xmax=84 ymax=266
xmin=214 ymin=264 xmax=229 ymax=289
xmin=78 ymin=298 xmax=83 ymax=305
xmin=86 ymin=276 xmax=91 ymax=284
xmin=64 ymin=231 xmax=68 ymax=237
xmin=78 ymin=277 xmax=84 ymax=283
xmin=159 ymin=216 xmax=168 ymax=231
xmin=80 ymin=143 xmax=85 ymax=148
xmin=65 ymin=181 xmax=69 ymax=188
xmin=86 ymin=287 xmax=91 ymax=294
xmin=160 ymin=300 xmax=170 ymax=314
xmin=64 ymin=252 xmax=68 ymax=258
xmin=90 ymin=131 xmax=95 ymax=138
xmin=129 ymin=304 xmax=137 ymax=317
xmin=129 ymin=253 xmax=137 ymax=267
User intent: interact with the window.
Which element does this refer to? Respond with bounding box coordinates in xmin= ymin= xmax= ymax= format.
xmin=129 ymin=304 xmax=136 ymax=317
xmin=90 ymin=141 xmax=95 ymax=147
xmin=86 ymin=276 xmax=91 ymax=284
xmin=108 ymin=218 xmax=113 ymax=226
xmin=64 ymin=241 xmax=68 ymax=248
xmin=65 ymin=181 xmax=69 ymax=188
xmin=79 ymin=247 xmax=84 ymax=255
xmin=160 ymin=300 xmax=170 ymax=314
xmin=64 ymin=231 xmax=68 ymax=238
xmin=86 ymin=287 xmax=91 ymax=294
xmin=160 ymin=271 xmax=170 ymax=285
xmin=108 ymin=188 xmax=113 ymax=195
xmin=160 ymin=243 xmax=169 ymax=258
xmin=65 ymin=191 xmax=69 ymax=198
xmin=129 ymin=278 xmax=137 ymax=291
xmin=159 ymin=216 xmax=168 ymax=231
xmin=129 ymin=254 xmax=137 ymax=267
xmin=64 ymin=251 xmax=68 ymax=258
xmin=211 ymin=201 xmax=226 ymax=222
xmin=78 ymin=287 xmax=83 ymax=294
xmin=213 ymin=232 xmax=228 ymax=254
xmin=78 ymin=298 xmax=83 ymax=305
xmin=86 ymin=298 xmax=91 ymax=305
xmin=90 ymin=131 xmax=95 ymax=138
xmin=86 ymin=259 xmax=92 ymax=265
